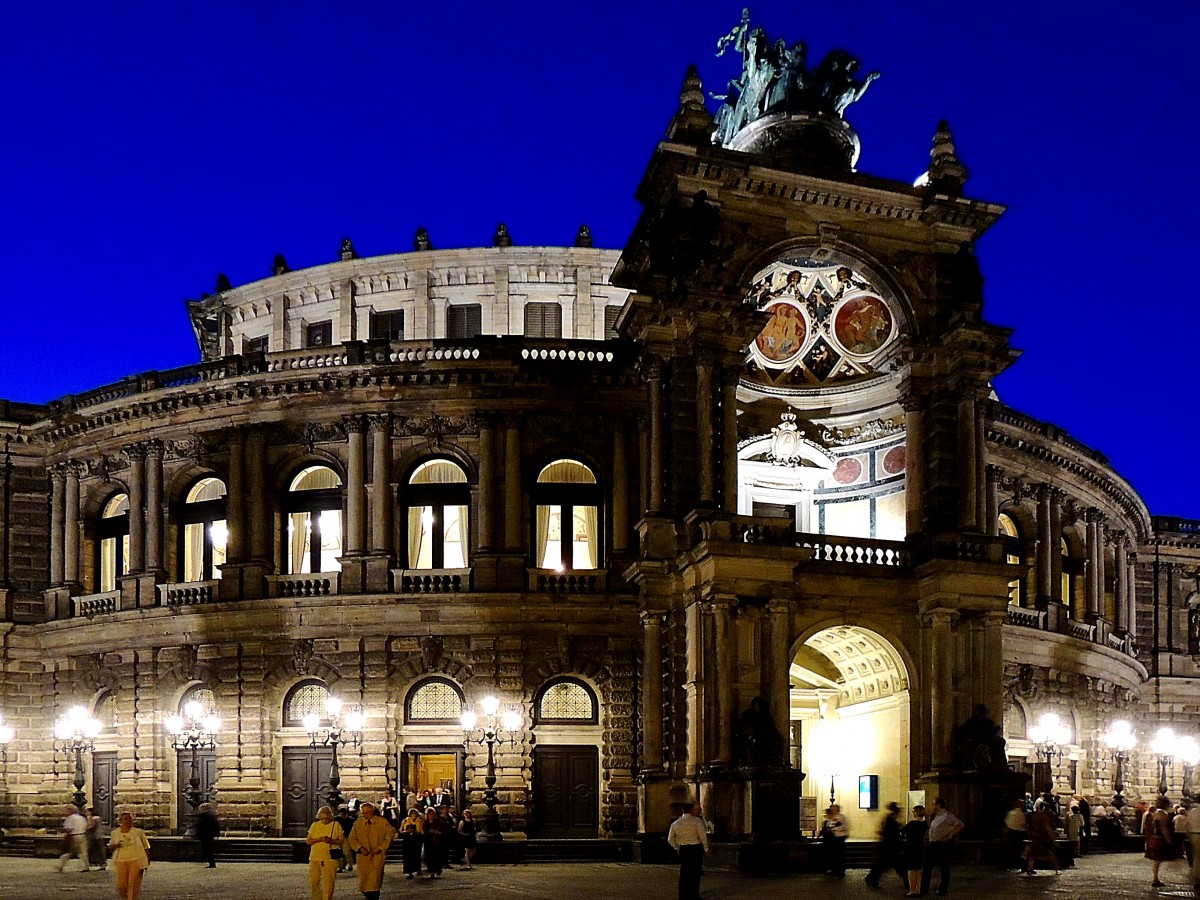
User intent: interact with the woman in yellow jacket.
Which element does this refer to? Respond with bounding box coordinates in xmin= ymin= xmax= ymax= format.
xmin=306 ymin=806 xmax=344 ymax=900
xmin=107 ymin=812 xmax=150 ymax=900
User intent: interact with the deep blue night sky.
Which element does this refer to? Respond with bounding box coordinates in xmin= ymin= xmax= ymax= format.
xmin=0 ymin=1 xmax=1195 ymax=516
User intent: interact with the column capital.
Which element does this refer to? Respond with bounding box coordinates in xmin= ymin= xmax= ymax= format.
xmin=985 ymin=463 xmax=1003 ymax=482
xmin=124 ymin=442 xmax=148 ymax=462
xmin=921 ymin=608 xmax=959 ymax=627
xmin=64 ymin=460 xmax=86 ymax=478
xmin=143 ymin=439 xmax=164 ymax=459
xmin=1085 ymin=507 xmax=1105 ymax=526
xmin=641 ymin=356 xmax=665 ymax=383
xmin=342 ymin=414 xmax=368 ymax=435
xmin=48 ymin=461 xmax=69 ymax=481
xmin=639 ymin=610 xmax=666 ymax=627
xmin=367 ymin=413 xmax=391 ymax=433
xmin=765 ymin=598 xmax=791 ymax=617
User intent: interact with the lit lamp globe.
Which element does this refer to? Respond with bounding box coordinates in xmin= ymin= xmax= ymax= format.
xmin=326 ymin=697 xmax=343 ymax=719
xmin=1151 ymin=727 xmax=1178 ymax=757
xmin=165 ymin=715 xmax=185 ymax=736
xmin=1103 ymin=720 xmax=1137 ymax=753
xmin=0 ymin=722 xmax=13 ymax=745
xmin=1179 ymin=736 xmax=1200 ymax=767
xmin=460 ymin=710 xmax=478 ymax=731
xmin=501 ymin=709 xmax=522 ymax=733
xmin=481 ymin=695 xmax=501 ymax=717
xmin=343 ymin=709 xmax=365 ymax=733
xmin=203 ymin=715 xmax=221 ymax=735
xmin=302 ymin=712 xmax=322 ymax=733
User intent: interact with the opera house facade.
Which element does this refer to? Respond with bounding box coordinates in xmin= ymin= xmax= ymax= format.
xmin=0 ymin=29 xmax=1197 ymax=846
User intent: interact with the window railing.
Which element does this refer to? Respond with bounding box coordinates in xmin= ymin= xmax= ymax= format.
xmin=159 ymin=580 xmax=219 ymax=608
xmin=393 ymin=568 xmax=470 ymax=594
xmin=73 ymin=590 xmax=120 ymax=617
xmin=796 ymin=535 xmax=912 ymax=567
xmin=528 ymin=569 xmax=607 ymax=593
xmin=266 ymin=573 xmax=339 ymax=597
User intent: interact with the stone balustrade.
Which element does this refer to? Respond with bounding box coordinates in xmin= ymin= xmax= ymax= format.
xmin=393 ymin=569 xmax=470 ymax=594
xmin=73 ymin=590 xmax=120 ymax=617
xmin=159 ymin=580 xmax=219 ymax=607
xmin=529 ymin=569 xmax=607 ymax=593
xmin=266 ymin=573 xmax=339 ymax=598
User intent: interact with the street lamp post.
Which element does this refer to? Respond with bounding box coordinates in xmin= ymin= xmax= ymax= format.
xmin=1028 ymin=711 xmax=1071 ymax=797
xmin=461 ymin=695 xmax=521 ymax=843
xmin=53 ymin=706 xmax=102 ymax=810
xmin=1101 ymin=719 xmax=1137 ymax=810
xmin=303 ymin=697 xmax=364 ymax=811
xmin=1150 ymin=727 xmax=1178 ymax=801
xmin=165 ymin=701 xmax=220 ymax=834
xmin=1179 ymin=736 xmax=1200 ymax=801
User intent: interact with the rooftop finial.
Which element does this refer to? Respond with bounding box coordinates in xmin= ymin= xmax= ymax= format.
xmin=574 ymin=224 xmax=593 ymax=248
xmin=925 ymin=120 xmax=969 ymax=195
xmin=493 ymin=223 xmax=512 ymax=247
xmin=272 ymin=253 xmax=290 ymax=276
xmin=339 ymin=238 xmax=357 ymax=261
xmin=667 ymin=65 xmax=715 ymax=144
xmin=215 ymin=273 xmax=232 ymax=293
xmin=413 ymin=227 xmax=432 ymax=251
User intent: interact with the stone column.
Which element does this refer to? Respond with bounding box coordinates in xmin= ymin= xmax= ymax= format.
xmin=710 ymin=596 xmax=736 ymax=767
xmin=612 ymin=418 xmax=629 ymax=553
xmin=246 ymin=429 xmax=269 ymax=562
xmin=957 ymin=398 xmax=978 ymax=530
xmin=640 ymin=611 xmax=665 ymax=771
xmin=646 ymin=361 xmax=665 ymax=514
xmin=1125 ymin=547 xmax=1137 ymax=638
xmin=126 ymin=444 xmax=146 ymax=574
xmin=504 ymin=419 xmax=521 ymax=551
xmin=696 ymin=354 xmax=715 ymax=505
xmin=1113 ymin=533 xmax=1128 ymax=632
xmin=1049 ymin=494 xmax=1063 ymax=603
xmin=63 ymin=462 xmax=81 ymax=585
xmin=974 ymin=401 xmax=987 ymax=531
xmin=1036 ymin=485 xmax=1053 ymax=603
xmin=981 ymin=610 xmax=1008 ymax=722
xmin=903 ymin=402 xmax=925 ymax=535
xmin=984 ymin=465 xmax=1000 ymax=536
xmin=49 ymin=465 xmax=65 ymax=586
xmin=369 ymin=415 xmax=392 ymax=555
xmin=226 ymin=430 xmax=247 ymax=563
xmin=344 ymin=416 xmax=366 ymax=555
xmin=144 ymin=441 xmax=164 ymax=574
xmin=926 ymin=609 xmax=957 ymax=769
xmin=765 ymin=600 xmax=792 ymax=745
xmin=1085 ymin=510 xmax=1103 ymax=621
xmin=721 ymin=377 xmax=739 ymax=514
xmin=477 ymin=415 xmax=495 ymax=552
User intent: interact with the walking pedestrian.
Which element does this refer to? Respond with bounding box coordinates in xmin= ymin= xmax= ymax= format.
xmin=1003 ymin=799 xmax=1028 ymax=871
xmin=378 ymin=787 xmax=401 ymax=827
xmin=84 ymin=806 xmax=107 ymax=871
xmin=423 ymin=806 xmax=448 ymax=878
xmin=458 ymin=808 xmax=478 ymax=869
xmin=195 ymin=802 xmax=220 ymax=869
xmin=822 ymin=804 xmax=849 ymax=876
xmin=56 ymin=805 xmax=88 ymax=873
xmin=1066 ymin=804 xmax=1083 ymax=864
xmin=1024 ymin=804 xmax=1060 ymax=874
xmin=107 ymin=812 xmax=151 ymax=900
xmin=900 ymin=805 xmax=927 ymax=897
xmin=1172 ymin=805 xmax=1188 ymax=861
xmin=920 ymin=797 xmax=964 ymax=896
xmin=347 ymin=801 xmax=393 ymax=900
xmin=666 ymin=802 xmax=709 ymax=900
xmin=1077 ymin=795 xmax=1092 ymax=854
xmin=864 ymin=801 xmax=905 ymax=889
xmin=1144 ymin=795 xmax=1178 ymax=888
xmin=1186 ymin=801 xmax=1200 ymax=888
xmin=306 ymin=806 xmax=344 ymax=900
xmin=400 ymin=808 xmax=424 ymax=879
xmin=334 ymin=806 xmax=356 ymax=872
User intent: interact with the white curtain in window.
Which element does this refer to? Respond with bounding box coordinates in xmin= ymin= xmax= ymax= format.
xmin=409 ymin=506 xmax=431 ymax=569
xmin=576 ymin=505 xmax=598 ymax=569
xmin=444 ymin=505 xmax=468 ymax=568
xmin=183 ymin=523 xmax=205 ymax=582
xmin=537 ymin=460 xmax=596 ymax=484
xmin=100 ymin=538 xmax=118 ymax=592
xmin=289 ymin=512 xmax=312 ymax=574
xmin=537 ymin=505 xmax=559 ymax=569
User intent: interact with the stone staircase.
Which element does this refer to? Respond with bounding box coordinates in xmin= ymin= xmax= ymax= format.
xmin=521 ymin=839 xmax=632 ymax=863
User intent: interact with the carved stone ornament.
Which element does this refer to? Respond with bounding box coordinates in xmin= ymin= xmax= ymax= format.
xmin=819 ymin=417 xmax=902 ymax=446
xmin=394 ymin=415 xmax=477 ymax=442
xmin=178 ymin=643 xmax=198 ymax=683
xmin=72 ymin=652 xmax=119 ymax=696
xmin=302 ymin=421 xmax=348 ymax=451
xmin=293 ymin=639 xmax=315 ymax=676
xmin=767 ymin=411 xmax=805 ymax=466
xmin=165 ymin=437 xmax=208 ymax=463
xmin=420 ymin=635 xmax=444 ymax=672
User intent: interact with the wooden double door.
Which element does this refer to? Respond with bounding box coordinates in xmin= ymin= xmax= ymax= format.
xmin=532 ymin=745 xmax=598 ymax=838
xmin=92 ymin=751 xmax=119 ymax=826
xmin=282 ymin=747 xmax=335 ymax=837
xmin=177 ymin=749 xmax=218 ymax=833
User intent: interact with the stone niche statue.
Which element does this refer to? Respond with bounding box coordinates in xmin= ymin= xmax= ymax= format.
xmin=735 ymin=695 xmax=786 ymax=769
xmin=953 ymin=703 xmax=1010 ymax=775
xmin=712 ymin=7 xmax=880 ymax=147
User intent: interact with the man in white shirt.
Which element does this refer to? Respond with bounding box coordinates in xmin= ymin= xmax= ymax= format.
xmin=921 ymin=797 xmax=964 ymax=896
xmin=56 ymin=806 xmax=89 ymax=873
xmin=667 ymin=802 xmax=709 ymax=900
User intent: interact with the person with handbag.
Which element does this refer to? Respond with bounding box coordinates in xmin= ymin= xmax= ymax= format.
xmin=1144 ymin=796 xmax=1178 ymax=888
xmin=306 ymin=806 xmax=344 ymax=900
xmin=107 ymin=812 xmax=150 ymax=900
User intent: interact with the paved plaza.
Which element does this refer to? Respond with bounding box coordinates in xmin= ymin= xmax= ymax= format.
xmin=2 ymin=853 xmax=1196 ymax=899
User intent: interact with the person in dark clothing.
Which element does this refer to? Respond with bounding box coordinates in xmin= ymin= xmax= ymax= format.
xmin=900 ymin=804 xmax=928 ymax=897
xmin=195 ymin=803 xmax=220 ymax=869
xmin=400 ymin=809 xmax=423 ymax=879
xmin=1077 ymin=796 xmax=1092 ymax=854
xmin=334 ymin=806 xmax=357 ymax=872
xmin=423 ymin=807 xmax=447 ymax=878
xmin=865 ymin=801 xmax=906 ymax=889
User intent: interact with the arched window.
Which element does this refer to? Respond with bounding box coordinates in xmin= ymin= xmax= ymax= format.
xmin=404 ymin=678 xmax=464 ymax=723
xmin=97 ymin=493 xmax=130 ymax=592
xmin=533 ymin=460 xmax=601 ymax=571
xmin=180 ymin=684 xmax=217 ymax=718
xmin=404 ymin=460 xmax=470 ymax=569
xmin=284 ymin=680 xmax=331 ymax=727
xmin=535 ymin=678 xmax=598 ymax=724
xmin=998 ymin=513 xmax=1023 ymax=606
xmin=181 ymin=477 xmax=228 ymax=582
xmin=286 ymin=466 xmax=343 ymax=574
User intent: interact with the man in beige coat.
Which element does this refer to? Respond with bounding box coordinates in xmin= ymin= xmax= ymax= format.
xmin=347 ymin=801 xmax=394 ymax=900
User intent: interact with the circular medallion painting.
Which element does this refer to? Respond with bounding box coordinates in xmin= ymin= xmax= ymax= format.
xmin=882 ymin=446 xmax=907 ymax=475
xmin=754 ymin=300 xmax=808 ymax=366
xmin=832 ymin=457 xmax=863 ymax=485
xmin=833 ymin=295 xmax=893 ymax=356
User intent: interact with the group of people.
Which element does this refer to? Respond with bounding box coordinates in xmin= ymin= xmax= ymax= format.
xmin=854 ymin=798 xmax=964 ymax=896
xmin=56 ymin=805 xmax=151 ymax=900
xmin=307 ymin=786 xmax=479 ymax=900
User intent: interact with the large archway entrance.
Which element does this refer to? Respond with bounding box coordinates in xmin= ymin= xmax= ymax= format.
xmin=790 ymin=626 xmax=911 ymax=838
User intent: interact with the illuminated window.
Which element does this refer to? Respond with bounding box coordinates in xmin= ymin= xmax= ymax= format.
xmin=405 ymin=678 xmax=464 ymax=723
xmin=180 ymin=685 xmax=217 ymax=718
xmin=97 ymin=493 xmax=130 ymax=592
xmin=286 ymin=466 xmax=343 ymax=574
xmin=536 ymin=679 xmax=598 ymax=724
xmin=284 ymin=680 xmax=330 ymax=726
xmin=181 ymin=477 xmax=227 ymax=582
xmin=404 ymin=460 xmax=470 ymax=569
xmin=998 ymin=513 xmax=1023 ymax=606
xmin=534 ymin=460 xmax=600 ymax=571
